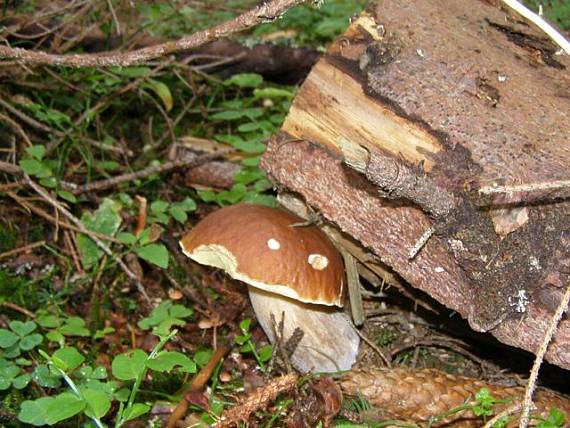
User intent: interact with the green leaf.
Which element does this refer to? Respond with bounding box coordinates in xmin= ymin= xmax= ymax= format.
xmin=26 ymin=145 xmax=46 ymax=160
xmin=169 ymin=206 xmax=187 ymax=223
xmin=111 ymin=66 xmax=151 ymax=78
xmin=144 ymin=79 xmax=173 ymax=112
xmin=9 ymin=320 xmax=37 ymax=337
xmin=241 ymin=193 xmax=276 ymax=207
xmin=210 ymin=110 xmax=244 ymax=121
xmin=218 ymin=183 xmax=247 ymax=204
xmin=254 ymin=87 xmax=294 ymax=99
xmin=12 ymin=373 xmax=32 ymax=389
xmin=19 ymin=159 xmax=52 ymax=178
xmin=237 ymin=122 xmax=261 ymax=133
xmin=19 ymin=334 xmax=43 ymax=351
xmin=224 ymin=73 xmax=263 ymax=88
xmin=77 ymin=198 xmax=122 ymax=268
xmin=0 ymin=364 xmax=19 ymax=390
xmin=117 ymin=232 xmax=137 ymax=245
xmin=13 ymin=373 xmax=32 ymax=389
xmin=194 ymin=349 xmax=212 ymax=368
xmin=46 ymin=331 xmax=65 ymax=345
xmin=235 ymin=168 xmax=266 ymax=185
xmin=136 ymin=244 xmax=169 ymax=268
xmin=0 ymin=329 xmax=19 ymax=348
xmin=138 ymin=301 xmax=172 ymax=330
xmin=259 ymin=345 xmax=273 ymax=362
xmin=57 ymin=190 xmax=77 ymax=203
xmin=18 ymin=398 xmax=50 ymax=426
xmin=82 ymin=387 xmax=111 ymax=419
xmin=150 ymin=200 xmax=169 ymax=214
xmin=145 ymin=351 xmax=197 ymax=373
xmin=59 ymin=317 xmax=90 ymax=337
xmin=230 ymin=139 xmax=266 ymax=154
xmin=176 ymin=197 xmax=197 ymax=212
xmin=112 ymin=349 xmax=148 ymax=381
xmin=242 ymin=108 xmax=264 ymax=119
xmin=169 ymin=305 xmax=193 ymax=319
xmin=239 ymin=319 xmax=252 ymax=334
xmin=19 ymin=393 xmax=85 ymax=426
xmin=121 ymin=402 xmax=150 ymax=422
xmin=36 ymin=314 xmax=60 ymax=329
xmin=32 ymin=364 xmax=62 ymax=388
xmin=52 ymin=347 xmax=85 ymax=371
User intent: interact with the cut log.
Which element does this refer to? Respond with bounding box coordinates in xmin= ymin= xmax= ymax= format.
xmin=260 ymin=0 xmax=570 ymax=369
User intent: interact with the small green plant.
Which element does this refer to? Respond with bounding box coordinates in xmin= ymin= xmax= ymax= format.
xmin=137 ymin=300 xmax=194 ymax=336
xmin=235 ymin=319 xmax=272 ymax=372
xmin=16 ymin=330 xmax=197 ymax=427
xmin=0 ymin=321 xmax=43 ymax=359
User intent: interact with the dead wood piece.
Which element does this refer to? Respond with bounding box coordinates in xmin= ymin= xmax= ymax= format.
xmin=339 ymin=368 xmax=570 ymax=427
xmin=260 ymin=0 xmax=570 ymax=371
xmin=261 ymin=137 xmax=570 ymax=370
xmin=185 ymin=160 xmax=240 ymax=190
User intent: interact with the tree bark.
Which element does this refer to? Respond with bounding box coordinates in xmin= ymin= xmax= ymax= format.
xmin=260 ymin=0 xmax=570 ymax=369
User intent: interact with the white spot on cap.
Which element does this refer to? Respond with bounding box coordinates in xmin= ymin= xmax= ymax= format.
xmin=267 ymin=238 xmax=280 ymax=250
xmin=308 ymin=254 xmax=328 ymax=270
xmin=435 ymin=267 xmax=445 ymax=273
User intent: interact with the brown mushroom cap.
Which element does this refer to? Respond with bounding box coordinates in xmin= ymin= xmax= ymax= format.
xmin=179 ymin=203 xmax=345 ymax=306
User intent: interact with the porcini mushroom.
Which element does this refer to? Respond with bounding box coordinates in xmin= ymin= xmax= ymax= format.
xmin=179 ymin=203 xmax=359 ymax=373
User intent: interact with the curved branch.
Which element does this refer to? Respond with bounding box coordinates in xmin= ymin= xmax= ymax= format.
xmin=0 ymin=0 xmax=306 ymax=67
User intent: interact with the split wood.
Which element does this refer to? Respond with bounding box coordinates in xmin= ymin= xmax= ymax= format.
xmin=0 ymin=0 xmax=307 ymax=67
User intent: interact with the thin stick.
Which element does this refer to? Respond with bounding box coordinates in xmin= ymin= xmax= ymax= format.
xmin=0 ymin=0 xmax=306 ymax=67
xmin=105 ymin=0 xmax=122 ymax=36
xmin=500 ymin=0 xmax=570 ymax=55
xmin=479 ymin=179 xmax=570 ymax=196
xmin=0 ymin=240 xmax=45 ymax=261
xmin=355 ymin=329 xmax=392 ymax=368
xmin=483 ymin=402 xmax=524 ymax=428
xmin=408 ymin=226 xmax=435 ymax=260
xmin=69 ymin=151 xmax=231 ymax=194
xmin=518 ymin=275 xmax=570 ymax=428
xmin=0 ymin=301 xmax=36 ymax=318
xmin=7 ymin=192 xmax=121 ymax=244
xmin=23 ymin=177 xmax=152 ymax=305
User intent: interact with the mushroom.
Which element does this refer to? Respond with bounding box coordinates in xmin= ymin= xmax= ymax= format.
xmin=179 ymin=203 xmax=359 ymax=373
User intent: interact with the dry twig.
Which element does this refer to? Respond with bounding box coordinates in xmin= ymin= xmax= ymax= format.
xmin=0 ymin=240 xmax=45 ymax=261
xmin=0 ymin=0 xmax=307 ymax=67
xmin=518 ymin=268 xmax=570 ymax=427
xmin=68 ymin=151 xmax=231 ymax=194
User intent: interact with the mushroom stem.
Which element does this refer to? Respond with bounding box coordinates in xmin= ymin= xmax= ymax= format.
xmin=248 ymin=286 xmax=360 ymax=373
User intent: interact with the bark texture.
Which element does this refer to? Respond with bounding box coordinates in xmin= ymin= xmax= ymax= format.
xmin=260 ymin=0 xmax=570 ymax=369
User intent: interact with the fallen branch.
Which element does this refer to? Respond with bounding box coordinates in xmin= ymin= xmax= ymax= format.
xmin=68 ymin=150 xmax=232 ymax=194
xmin=0 ymin=0 xmax=306 ymax=67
